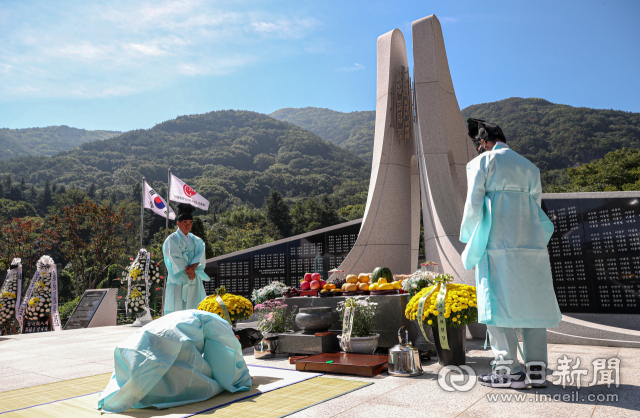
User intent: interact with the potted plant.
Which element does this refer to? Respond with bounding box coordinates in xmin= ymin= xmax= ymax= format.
xmin=337 ymin=297 xmax=379 ymax=354
xmin=252 ymin=299 xmax=297 ymax=358
xmin=405 ymin=275 xmax=478 ymax=366
xmin=197 ymin=286 xmax=254 ymax=326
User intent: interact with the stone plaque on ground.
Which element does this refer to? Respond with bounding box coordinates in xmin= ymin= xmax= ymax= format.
xmin=64 ymin=288 xmax=118 ymax=330
xmin=542 ymin=197 xmax=640 ymax=314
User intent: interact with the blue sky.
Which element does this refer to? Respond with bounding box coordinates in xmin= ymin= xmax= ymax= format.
xmin=1 ymin=0 xmax=638 ymax=131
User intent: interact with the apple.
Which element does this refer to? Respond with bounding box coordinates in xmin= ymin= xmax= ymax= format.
xmin=319 ymin=280 xmax=327 ymax=288
xmin=300 ymin=281 xmax=311 ymax=291
xmin=310 ymin=280 xmax=321 ymax=290
xmin=311 ymin=272 xmax=321 ymax=282
xmin=304 ymin=273 xmax=313 ymax=282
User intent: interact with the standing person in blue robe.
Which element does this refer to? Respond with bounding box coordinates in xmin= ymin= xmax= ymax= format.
xmin=460 ymin=118 xmax=562 ymax=389
xmin=163 ymin=203 xmax=210 ymax=315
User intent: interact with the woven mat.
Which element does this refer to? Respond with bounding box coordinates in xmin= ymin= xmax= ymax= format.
xmin=0 ymin=366 xmax=370 ymax=418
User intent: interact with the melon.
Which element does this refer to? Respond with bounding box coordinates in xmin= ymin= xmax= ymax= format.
xmin=371 ymin=267 xmax=393 ymax=283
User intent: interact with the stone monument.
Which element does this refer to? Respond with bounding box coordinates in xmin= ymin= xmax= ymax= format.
xmin=335 ymin=29 xmax=421 ymax=277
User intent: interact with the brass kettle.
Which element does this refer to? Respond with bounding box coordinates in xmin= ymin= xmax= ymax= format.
xmin=388 ymin=326 xmax=423 ymax=377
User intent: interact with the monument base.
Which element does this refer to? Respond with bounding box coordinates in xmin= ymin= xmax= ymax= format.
xmin=277 ymin=331 xmax=340 ymax=355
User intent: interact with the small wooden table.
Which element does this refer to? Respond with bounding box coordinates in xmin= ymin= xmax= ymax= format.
xmin=294 ymin=352 xmax=388 ymax=377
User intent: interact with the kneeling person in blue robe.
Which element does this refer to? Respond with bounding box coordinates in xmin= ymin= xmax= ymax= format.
xmin=97 ymin=310 xmax=262 ymax=413
xmin=163 ymin=203 xmax=210 ymax=315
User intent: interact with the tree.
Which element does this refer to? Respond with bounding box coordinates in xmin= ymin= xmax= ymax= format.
xmin=28 ymin=185 xmax=37 ymax=204
xmin=2 ymin=175 xmax=12 ymax=199
xmin=19 ymin=177 xmax=26 ymax=201
xmin=39 ymin=180 xmax=52 ymax=215
xmin=0 ymin=199 xmax=37 ymax=219
xmin=0 ymin=218 xmax=59 ymax=277
xmin=87 ymin=183 xmax=96 ymax=199
xmin=264 ymin=189 xmax=292 ymax=237
xmin=52 ymin=200 xmax=133 ymax=295
xmin=548 ymin=148 xmax=640 ymax=192
xmin=191 ymin=216 xmax=214 ymax=259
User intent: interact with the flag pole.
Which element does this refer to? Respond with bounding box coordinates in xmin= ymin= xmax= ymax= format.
xmin=162 ymin=169 xmax=170 ymax=317
xmin=141 ymin=177 xmax=146 ymax=249
xmin=166 ymin=168 xmax=171 ymax=239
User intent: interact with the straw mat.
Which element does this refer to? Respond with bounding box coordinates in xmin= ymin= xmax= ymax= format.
xmin=0 ymin=367 xmax=370 ymax=418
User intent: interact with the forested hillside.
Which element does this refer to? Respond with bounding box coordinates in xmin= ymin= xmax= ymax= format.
xmin=0 ymin=126 xmax=121 ymax=159
xmin=273 ymin=99 xmax=640 ymax=189
xmin=270 ymin=107 xmax=376 ymax=160
xmin=0 ymin=110 xmax=370 ymax=212
xmin=461 ymin=98 xmax=640 ymax=188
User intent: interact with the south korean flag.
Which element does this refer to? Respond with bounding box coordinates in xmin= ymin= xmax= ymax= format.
xmin=143 ymin=181 xmax=176 ymax=220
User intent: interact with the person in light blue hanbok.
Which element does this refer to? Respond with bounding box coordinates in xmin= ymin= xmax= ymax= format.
xmin=460 ymin=119 xmax=562 ymax=389
xmin=163 ymin=203 xmax=210 ymax=315
xmin=97 ymin=310 xmax=261 ymax=413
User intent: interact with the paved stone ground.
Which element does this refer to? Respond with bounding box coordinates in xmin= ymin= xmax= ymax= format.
xmin=1 ymin=325 xmax=638 ymax=417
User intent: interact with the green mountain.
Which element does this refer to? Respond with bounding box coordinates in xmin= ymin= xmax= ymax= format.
xmin=0 ymin=126 xmax=121 ymax=159
xmin=461 ymin=98 xmax=640 ymax=187
xmin=0 ymin=111 xmax=370 ymax=210
xmin=272 ymin=99 xmax=640 ymax=188
xmin=270 ymin=107 xmax=376 ymax=160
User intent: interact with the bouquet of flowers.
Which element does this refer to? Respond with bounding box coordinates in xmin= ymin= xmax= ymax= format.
xmin=253 ymin=299 xmax=297 ymax=334
xmin=402 ymin=270 xmax=438 ymax=296
xmin=24 ymin=256 xmax=55 ymax=321
xmin=198 ymin=286 xmax=253 ymax=323
xmin=337 ymin=296 xmax=377 ymax=337
xmin=123 ymin=249 xmax=161 ymax=315
xmin=0 ymin=258 xmax=21 ymax=326
xmin=251 ymin=281 xmax=288 ymax=304
xmin=405 ymin=281 xmax=478 ymax=328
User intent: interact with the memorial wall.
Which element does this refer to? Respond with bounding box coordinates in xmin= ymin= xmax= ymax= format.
xmin=543 ymin=196 xmax=640 ymax=314
xmin=205 ymin=197 xmax=640 ymax=315
xmin=204 ymin=221 xmax=360 ymax=297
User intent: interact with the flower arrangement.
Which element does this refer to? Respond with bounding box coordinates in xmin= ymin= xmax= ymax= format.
xmin=253 ymin=299 xmax=297 ymax=334
xmin=251 ymin=281 xmax=288 ymax=304
xmin=24 ymin=257 xmax=55 ymax=321
xmin=402 ymin=270 xmax=438 ymax=296
xmin=0 ymin=258 xmax=21 ymax=325
xmin=198 ymin=286 xmax=253 ymax=323
xmin=123 ymin=249 xmax=161 ymax=314
xmin=337 ymin=296 xmax=377 ymax=337
xmin=405 ymin=282 xmax=478 ymax=328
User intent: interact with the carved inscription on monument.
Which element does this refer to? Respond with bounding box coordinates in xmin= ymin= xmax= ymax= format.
xmin=543 ymin=198 xmax=640 ymax=314
xmin=393 ymin=65 xmax=412 ymax=145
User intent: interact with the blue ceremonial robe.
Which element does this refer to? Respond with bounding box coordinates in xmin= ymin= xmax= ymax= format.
xmin=162 ymin=230 xmax=209 ymax=315
xmin=97 ymin=310 xmax=252 ymax=413
xmin=460 ymin=143 xmax=562 ymax=328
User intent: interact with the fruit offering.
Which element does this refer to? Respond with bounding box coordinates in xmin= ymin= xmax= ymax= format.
xmin=341 ymin=272 xmax=371 ymax=292
xmin=283 ymin=287 xmax=300 ymax=297
xmin=372 ymin=267 xmax=394 ymax=283
xmin=300 ymin=272 xmax=324 ymax=292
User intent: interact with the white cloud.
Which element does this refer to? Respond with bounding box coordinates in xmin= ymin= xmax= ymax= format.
xmin=250 ymin=18 xmax=320 ymax=39
xmin=0 ymin=0 xmax=321 ymax=101
xmin=337 ymin=63 xmax=365 ymax=73
xmin=440 ymin=17 xmax=460 ymax=24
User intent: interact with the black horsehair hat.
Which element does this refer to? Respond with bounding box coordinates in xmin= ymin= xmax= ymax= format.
xmin=177 ymin=203 xmax=196 ymax=221
xmin=467 ymin=118 xmax=506 ymax=154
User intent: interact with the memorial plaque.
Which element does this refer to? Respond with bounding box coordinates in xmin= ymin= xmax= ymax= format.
xmin=64 ymin=290 xmax=107 ymax=330
xmin=542 ymin=197 xmax=640 ymax=314
xmin=206 ymin=221 xmax=362 ymax=298
xmin=23 ymin=318 xmax=51 ymax=334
